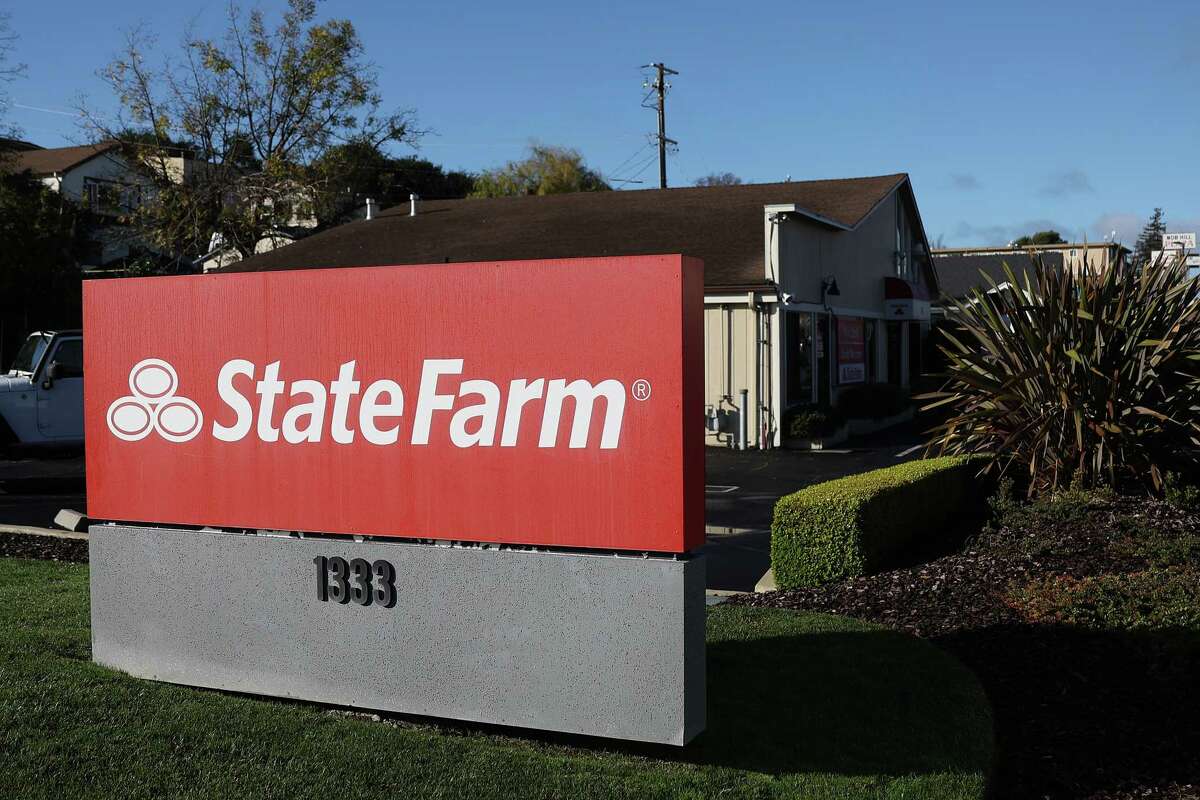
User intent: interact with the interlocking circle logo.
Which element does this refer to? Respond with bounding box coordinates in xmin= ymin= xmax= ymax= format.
xmin=106 ymin=358 xmax=203 ymax=443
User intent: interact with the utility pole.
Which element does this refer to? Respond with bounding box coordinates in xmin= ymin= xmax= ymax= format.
xmin=642 ymin=63 xmax=678 ymax=189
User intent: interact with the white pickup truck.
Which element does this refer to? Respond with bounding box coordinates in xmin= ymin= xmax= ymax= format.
xmin=0 ymin=330 xmax=85 ymax=448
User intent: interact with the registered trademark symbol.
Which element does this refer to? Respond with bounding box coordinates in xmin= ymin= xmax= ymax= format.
xmin=631 ymin=379 xmax=652 ymax=401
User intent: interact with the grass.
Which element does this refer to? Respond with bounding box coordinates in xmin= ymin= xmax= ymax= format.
xmin=0 ymin=558 xmax=992 ymax=799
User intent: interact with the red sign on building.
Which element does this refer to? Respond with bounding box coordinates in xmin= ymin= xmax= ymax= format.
xmin=836 ymin=317 xmax=866 ymax=385
xmin=84 ymin=255 xmax=704 ymax=553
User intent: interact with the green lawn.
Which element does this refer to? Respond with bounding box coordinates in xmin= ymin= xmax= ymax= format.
xmin=0 ymin=558 xmax=992 ymax=799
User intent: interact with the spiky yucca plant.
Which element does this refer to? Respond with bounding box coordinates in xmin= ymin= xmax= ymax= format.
xmin=924 ymin=253 xmax=1200 ymax=496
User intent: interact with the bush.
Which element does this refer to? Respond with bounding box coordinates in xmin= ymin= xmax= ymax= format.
xmin=782 ymin=404 xmax=845 ymax=440
xmin=924 ymin=254 xmax=1200 ymax=496
xmin=1007 ymin=568 xmax=1200 ymax=634
xmin=1164 ymin=472 xmax=1200 ymax=513
xmin=771 ymin=456 xmax=983 ymax=589
xmin=987 ymin=480 xmax=1113 ymax=533
xmin=836 ymin=383 xmax=910 ymax=420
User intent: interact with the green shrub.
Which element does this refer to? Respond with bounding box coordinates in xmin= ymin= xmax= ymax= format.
xmin=924 ymin=254 xmax=1200 ymax=496
xmin=771 ymin=456 xmax=982 ymax=589
xmin=836 ymin=382 xmax=910 ymax=420
xmin=1164 ymin=472 xmax=1200 ymax=513
xmin=783 ymin=404 xmax=845 ymax=440
xmin=1007 ymin=567 xmax=1200 ymax=634
xmin=987 ymin=481 xmax=1113 ymax=533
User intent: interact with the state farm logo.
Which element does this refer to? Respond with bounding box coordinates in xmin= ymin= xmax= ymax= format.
xmin=106 ymin=359 xmax=204 ymax=442
xmin=105 ymin=358 xmax=649 ymax=450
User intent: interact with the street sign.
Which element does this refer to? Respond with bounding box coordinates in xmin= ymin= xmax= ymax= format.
xmin=84 ymin=255 xmax=704 ymax=553
xmin=1163 ymin=232 xmax=1195 ymax=250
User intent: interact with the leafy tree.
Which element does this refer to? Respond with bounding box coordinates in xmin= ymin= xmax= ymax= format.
xmin=470 ymin=144 xmax=609 ymax=198
xmin=1134 ymin=208 xmax=1166 ymax=266
xmin=0 ymin=170 xmax=88 ymax=363
xmin=693 ymin=172 xmax=742 ymax=187
xmin=311 ymin=142 xmax=474 ymax=222
xmin=1014 ymin=230 xmax=1066 ymax=246
xmin=86 ymin=0 xmax=422 ymax=263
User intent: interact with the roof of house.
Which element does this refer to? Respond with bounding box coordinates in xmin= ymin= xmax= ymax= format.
xmin=0 ymin=137 xmax=43 ymax=152
xmin=933 ymin=251 xmax=1064 ymax=300
xmin=224 ymin=173 xmax=912 ymax=288
xmin=5 ymin=142 xmax=118 ymax=176
xmin=934 ymin=242 xmax=1129 ymax=255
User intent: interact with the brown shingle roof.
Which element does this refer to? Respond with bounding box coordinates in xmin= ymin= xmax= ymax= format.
xmin=6 ymin=142 xmax=117 ymax=176
xmin=225 ymin=173 xmax=910 ymax=288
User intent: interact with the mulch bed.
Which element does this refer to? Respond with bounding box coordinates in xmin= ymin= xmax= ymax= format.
xmin=0 ymin=532 xmax=89 ymax=563
xmin=733 ymin=497 xmax=1200 ymax=799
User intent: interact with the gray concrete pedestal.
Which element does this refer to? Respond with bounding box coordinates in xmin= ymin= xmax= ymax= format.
xmin=89 ymin=525 xmax=705 ymax=745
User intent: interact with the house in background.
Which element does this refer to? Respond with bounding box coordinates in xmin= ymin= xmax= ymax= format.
xmin=932 ymin=250 xmax=1066 ymax=304
xmin=224 ymin=173 xmax=938 ymax=449
xmin=4 ymin=141 xmax=199 ymax=272
xmin=933 ymin=241 xmax=1127 ymax=277
xmin=5 ymin=141 xmax=311 ymax=274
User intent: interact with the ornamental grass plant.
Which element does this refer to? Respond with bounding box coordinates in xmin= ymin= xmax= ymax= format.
xmin=923 ymin=252 xmax=1200 ymax=496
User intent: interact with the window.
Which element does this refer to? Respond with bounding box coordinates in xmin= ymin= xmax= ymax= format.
xmin=10 ymin=333 xmax=50 ymax=374
xmin=895 ymin=202 xmax=911 ymax=278
xmin=82 ymin=178 xmax=141 ymax=215
xmin=785 ymin=312 xmax=814 ymax=406
xmin=48 ymin=339 xmax=83 ymax=378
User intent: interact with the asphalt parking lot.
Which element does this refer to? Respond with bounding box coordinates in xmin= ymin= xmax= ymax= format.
xmin=0 ymin=422 xmax=929 ymax=592
xmin=700 ymin=422 xmax=928 ymax=590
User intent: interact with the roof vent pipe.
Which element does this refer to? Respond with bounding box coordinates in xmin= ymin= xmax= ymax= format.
xmin=410 ymin=193 xmax=420 ymax=217
xmin=365 ymin=198 xmax=376 ymax=220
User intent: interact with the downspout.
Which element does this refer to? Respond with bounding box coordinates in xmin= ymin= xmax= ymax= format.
xmin=749 ymin=291 xmax=761 ymax=449
xmin=751 ymin=282 xmax=782 ymax=450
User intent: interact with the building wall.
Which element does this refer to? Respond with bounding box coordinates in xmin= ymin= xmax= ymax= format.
xmin=701 ymin=301 xmax=766 ymax=448
xmin=55 ymin=153 xmax=141 ymax=203
xmin=775 ymin=191 xmax=929 ymax=315
xmin=702 ymin=186 xmax=931 ymax=448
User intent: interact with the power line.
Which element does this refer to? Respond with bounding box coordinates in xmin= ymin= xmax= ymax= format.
xmin=640 ymin=62 xmax=678 ymax=189
xmin=612 ymin=152 xmax=660 ymax=188
xmin=607 ymin=139 xmax=655 ymax=181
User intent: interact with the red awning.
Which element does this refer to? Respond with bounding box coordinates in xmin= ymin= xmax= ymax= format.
xmin=884 ymin=277 xmax=930 ymax=301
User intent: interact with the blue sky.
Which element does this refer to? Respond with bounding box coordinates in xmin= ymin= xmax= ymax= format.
xmin=5 ymin=0 xmax=1199 ymax=246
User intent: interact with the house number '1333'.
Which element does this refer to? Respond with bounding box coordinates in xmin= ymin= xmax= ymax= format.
xmin=313 ymin=556 xmax=397 ymax=608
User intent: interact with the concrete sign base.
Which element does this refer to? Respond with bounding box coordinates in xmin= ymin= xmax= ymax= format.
xmin=89 ymin=525 xmax=706 ymax=745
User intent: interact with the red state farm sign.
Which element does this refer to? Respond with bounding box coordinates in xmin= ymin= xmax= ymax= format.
xmin=84 ymin=255 xmax=704 ymax=553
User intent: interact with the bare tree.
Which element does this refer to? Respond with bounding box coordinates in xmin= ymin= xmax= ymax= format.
xmin=693 ymin=172 xmax=742 ymax=187
xmin=0 ymin=13 xmax=27 ymax=138
xmin=84 ymin=0 xmax=422 ymax=261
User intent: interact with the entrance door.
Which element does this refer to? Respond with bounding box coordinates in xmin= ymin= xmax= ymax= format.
xmin=907 ymin=322 xmax=923 ymax=387
xmin=784 ymin=311 xmax=814 ymax=407
xmin=35 ymin=336 xmax=84 ymax=441
xmin=886 ymin=322 xmax=902 ymax=386
xmin=816 ymin=313 xmax=831 ymax=406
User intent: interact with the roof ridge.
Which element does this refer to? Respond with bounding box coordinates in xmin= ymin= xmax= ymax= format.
xmin=376 ymin=172 xmax=909 ymax=217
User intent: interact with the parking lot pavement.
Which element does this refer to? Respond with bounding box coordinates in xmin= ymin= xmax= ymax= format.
xmin=0 ymin=423 xmax=930 ymax=593
xmin=701 ymin=421 xmax=929 ymax=591
xmin=0 ymin=454 xmax=86 ymax=529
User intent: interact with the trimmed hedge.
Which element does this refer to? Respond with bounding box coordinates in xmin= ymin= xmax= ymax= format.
xmin=771 ymin=456 xmax=981 ymax=589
